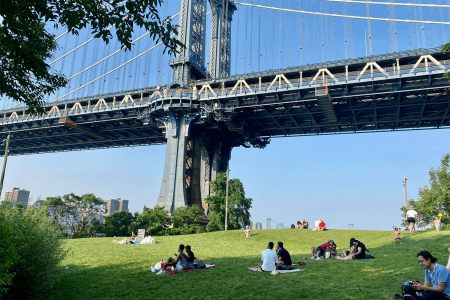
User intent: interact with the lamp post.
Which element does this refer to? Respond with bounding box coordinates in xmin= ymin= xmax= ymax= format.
xmin=0 ymin=133 xmax=11 ymax=198
xmin=402 ymin=177 xmax=408 ymax=208
xmin=225 ymin=169 xmax=230 ymax=231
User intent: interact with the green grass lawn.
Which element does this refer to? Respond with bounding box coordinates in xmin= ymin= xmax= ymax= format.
xmin=56 ymin=229 xmax=450 ymax=300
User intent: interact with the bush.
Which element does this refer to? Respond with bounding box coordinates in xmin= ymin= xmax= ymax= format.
xmin=4 ymin=207 xmax=69 ymax=300
xmin=0 ymin=207 xmax=16 ymax=296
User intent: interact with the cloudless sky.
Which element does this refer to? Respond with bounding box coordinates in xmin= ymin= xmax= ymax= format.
xmin=1 ymin=0 xmax=450 ymax=230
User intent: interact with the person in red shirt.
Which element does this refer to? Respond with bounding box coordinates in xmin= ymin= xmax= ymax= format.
xmin=311 ymin=240 xmax=335 ymax=260
xmin=316 ymin=219 xmax=326 ymax=231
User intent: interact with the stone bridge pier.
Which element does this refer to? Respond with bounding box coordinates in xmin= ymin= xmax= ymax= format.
xmin=141 ymin=97 xmax=270 ymax=213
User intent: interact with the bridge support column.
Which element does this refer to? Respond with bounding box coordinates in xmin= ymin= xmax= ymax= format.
xmin=156 ymin=111 xmax=233 ymax=212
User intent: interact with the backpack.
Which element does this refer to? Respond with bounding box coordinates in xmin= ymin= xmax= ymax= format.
xmin=195 ymin=260 xmax=206 ymax=269
xmin=394 ymin=281 xmax=423 ymax=300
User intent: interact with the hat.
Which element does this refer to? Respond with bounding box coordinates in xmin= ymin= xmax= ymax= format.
xmin=246 ymin=225 xmax=249 ymax=228
xmin=328 ymin=240 xmax=334 ymax=243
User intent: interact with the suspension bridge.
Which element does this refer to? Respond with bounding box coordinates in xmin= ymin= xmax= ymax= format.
xmin=1 ymin=0 xmax=449 ymax=212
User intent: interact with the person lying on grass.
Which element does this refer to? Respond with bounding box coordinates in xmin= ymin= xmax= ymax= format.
xmin=258 ymin=242 xmax=278 ymax=272
xmin=113 ymin=236 xmax=130 ymax=244
xmin=311 ymin=240 xmax=335 ymax=260
xmin=156 ymin=244 xmax=188 ymax=274
xmin=141 ymin=235 xmax=156 ymax=244
xmin=407 ymin=251 xmax=450 ymax=299
xmin=276 ymin=242 xmax=292 ymax=269
xmin=336 ymin=239 xmax=367 ymax=260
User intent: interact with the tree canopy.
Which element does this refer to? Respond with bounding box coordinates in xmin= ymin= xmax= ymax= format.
xmin=412 ymin=154 xmax=450 ymax=226
xmin=205 ymin=173 xmax=252 ymax=232
xmin=0 ymin=0 xmax=180 ymax=115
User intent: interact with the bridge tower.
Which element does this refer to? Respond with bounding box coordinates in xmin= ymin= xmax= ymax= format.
xmin=208 ymin=0 xmax=237 ymax=78
xmin=154 ymin=0 xmax=254 ymax=213
xmin=169 ymin=0 xmax=208 ymax=83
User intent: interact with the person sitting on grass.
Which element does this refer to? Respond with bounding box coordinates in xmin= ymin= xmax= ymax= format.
xmin=184 ymin=245 xmax=195 ymax=270
xmin=130 ymin=232 xmax=138 ymax=242
xmin=156 ymin=244 xmax=188 ymax=274
xmin=325 ymin=244 xmax=338 ymax=258
xmin=406 ymin=251 xmax=450 ymax=299
xmin=276 ymin=242 xmax=292 ymax=270
xmin=301 ymin=220 xmax=309 ymax=229
xmin=258 ymin=242 xmax=278 ymax=272
xmin=242 ymin=226 xmax=251 ymax=237
xmin=394 ymin=228 xmax=402 ymax=245
xmin=336 ymin=239 xmax=367 ymax=260
xmin=311 ymin=240 xmax=334 ymax=260
xmin=315 ymin=219 xmax=326 ymax=231
xmin=296 ymin=221 xmax=301 ymax=229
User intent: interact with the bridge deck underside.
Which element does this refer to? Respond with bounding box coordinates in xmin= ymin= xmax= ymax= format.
xmin=233 ymin=75 xmax=450 ymax=137
xmin=2 ymin=118 xmax=165 ymax=156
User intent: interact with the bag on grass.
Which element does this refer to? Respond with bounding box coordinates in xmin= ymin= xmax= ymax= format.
xmin=394 ymin=281 xmax=423 ymax=299
xmin=195 ymin=260 xmax=206 ymax=269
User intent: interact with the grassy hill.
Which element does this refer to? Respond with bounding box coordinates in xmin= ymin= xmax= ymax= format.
xmin=56 ymin=229 xmax=450 ymax=300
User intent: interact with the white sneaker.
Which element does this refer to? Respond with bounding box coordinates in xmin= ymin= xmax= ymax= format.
xmin=151 ymin=266 xmax=156 ymax=273
xmin=316 ymin=258 xmax=322 ymax=260
xmin=310 ymin=256 xmax=315 ymax=259
xmin=156 ymin=269 xmax=165 ymax=275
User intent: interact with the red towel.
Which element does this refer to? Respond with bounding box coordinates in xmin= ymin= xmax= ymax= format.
xmin=165 ymin=265 xmax=215 ymax=275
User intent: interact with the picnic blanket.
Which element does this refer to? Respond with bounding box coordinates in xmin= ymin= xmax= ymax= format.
xmin=247 ymin=267 xmax=305 ymax=274
xmin=165 ymin=265 xmax=215 ymax=275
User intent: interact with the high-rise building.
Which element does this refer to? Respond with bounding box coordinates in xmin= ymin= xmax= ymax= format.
xmin=4 ymin=187 xmax=30 ymax=209
xmin=251 ymin=222 xmax=262 ymax=230
xmin=104 ymin=198 xmax=129 ymax=216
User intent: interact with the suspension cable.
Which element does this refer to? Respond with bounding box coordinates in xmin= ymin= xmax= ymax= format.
xmin=235 ymin=2 xmax=450 ymax=25
xmin=313 ymin=0 xmax=450 ymax=8
xmin=50 ymin=13 xmax=179 ymax=66
xmin=49 ymin=34 xmax=176 ymax=103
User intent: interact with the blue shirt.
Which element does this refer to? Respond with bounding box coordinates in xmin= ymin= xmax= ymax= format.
xmin=425 ymin=263 xmax=450 ymax=295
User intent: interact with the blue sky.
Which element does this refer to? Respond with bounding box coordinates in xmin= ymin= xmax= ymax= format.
xmin=1 ymin=0 xmax=450 ymax=230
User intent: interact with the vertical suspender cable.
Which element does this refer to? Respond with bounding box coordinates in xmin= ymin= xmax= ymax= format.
xmin=418 ymin=0 xmax=426 ymax=49
xmin=431 ymin=3 xmax=437 ymax=48
xmin=407 ymin=5 xmax=413 ymax=50
xmin=258 ymin=0 xmax=261 ymax=71
xmin=305 ymin=0 xmax=309 ymax=64
xmin=332 ymin=1 xmax=336 ymax=61
xmin=413 ymin=0 xmax=420 ymax=48
xmin=439 ymin=0 xmax=447 ymax=44
xmin=313 ymin=0 xmax=317 ymax=63
xmin=236 ymin=5 xmax=239 ymax=75
xmin=250 ymin=0 xmax=254 ymax=72
xmin=279 ymin=0 xmax=283 ymax=68
xmin=287 ymin=0 xmax=290 ymax=67
xmin=366 ymin=0 xmax=373 ymax=56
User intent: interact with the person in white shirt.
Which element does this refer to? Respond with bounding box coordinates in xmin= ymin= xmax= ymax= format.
xmin=406 ymin=206 xmax=422 ymax=234
xmin=258 ymin=242 xmax=278 ymax=272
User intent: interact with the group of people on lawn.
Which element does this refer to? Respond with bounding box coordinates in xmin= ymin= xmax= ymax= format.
xmin=112 ymin=232 xmax=156 ymax=244
xmin=153 ymin=244 xmax=197 ymax=275
xmin=259 ymin=238 xmax=370 ymax=272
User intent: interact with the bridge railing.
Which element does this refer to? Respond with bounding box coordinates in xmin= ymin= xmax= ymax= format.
xmin=195 ymin=61 xmax=449 ymax=98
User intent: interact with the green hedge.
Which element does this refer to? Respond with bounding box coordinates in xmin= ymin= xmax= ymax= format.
xmin=1 ymin=206 xmax=69 ymax=300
